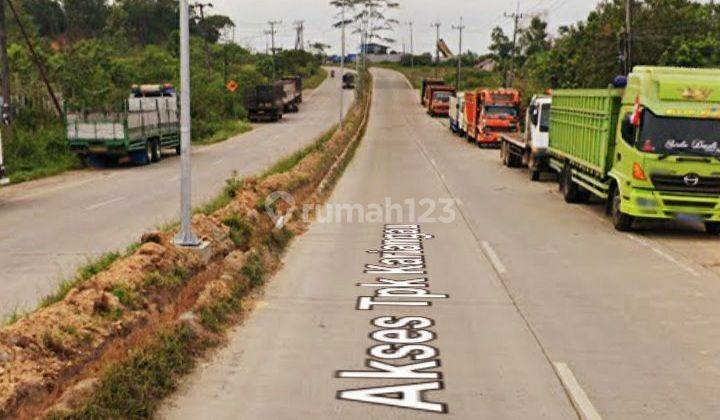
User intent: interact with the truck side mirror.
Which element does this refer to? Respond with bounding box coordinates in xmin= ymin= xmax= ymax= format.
xmin=621 ymin=114 xmax=636 ymax=144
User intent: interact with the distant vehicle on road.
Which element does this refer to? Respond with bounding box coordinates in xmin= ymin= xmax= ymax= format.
xmin=66 ymin=84 xmax=180 ymax=166
xmin=548 ymin=66 xmax=720 ymax=233
xmin=342 ymin=73 xmax=356 ymax=90
xmin=472 ymin=88 xmax=521 ymax=147
xmin=425 ymin=85 xmax=455 ymax=117
xmin=449 ymin=92 xmax=466 ymax=135
xmin=281 ymin=76 xmax=303 ymax=112
xmin=499 ymin=95 xmax=552 ymax=181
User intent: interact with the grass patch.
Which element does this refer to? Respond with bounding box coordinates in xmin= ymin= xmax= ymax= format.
xmin=241 ymin=251 xmax=267 ymax=288
xmin=303 ymin=67 xmax=328 ymax=90
xmin=48 ymin=325 xmax=199 ymax=420
xmin=39 ymin=252 xmax=122 ymax=309
xmin=195 ymin=120 xmax=253 ymax=146
xmin=144 ymin=267 xmax=189 ymax=289
xmin=110 ymin=284 xmax=140 ymax=310
xmin=222 ymin=215 xmax=253 ymax=249
xmin=196 ymin=174 xmax=243 ymax=215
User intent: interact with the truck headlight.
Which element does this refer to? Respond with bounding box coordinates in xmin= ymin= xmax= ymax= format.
xmin=636 ymin=197 xmax=658 ymax=209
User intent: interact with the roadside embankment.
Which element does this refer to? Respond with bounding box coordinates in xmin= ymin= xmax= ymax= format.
xmin=0 ymin=71 xmax=371 ymax=419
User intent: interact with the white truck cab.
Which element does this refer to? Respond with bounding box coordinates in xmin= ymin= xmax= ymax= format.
xmin=449 ymin=92 xmax=466 ymax=136
xmin=527 ymin=95 xmax=551 ymax=151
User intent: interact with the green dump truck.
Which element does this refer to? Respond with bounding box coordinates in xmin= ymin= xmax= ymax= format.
xmin=66 ymin=84 xmax=180 ymax=166
xmin=548 ymin=66 xmax=720 ymax=234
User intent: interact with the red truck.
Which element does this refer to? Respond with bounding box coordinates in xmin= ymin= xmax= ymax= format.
xmin=472 ymin=88 xmax=522 ymax=147
xmin=421 ymin=78 xmax=444 ymax=106
xmin=464 ymin=89 xmax=481 ymax=142
xmin=425 ymin=85 xmax=456 ymax=117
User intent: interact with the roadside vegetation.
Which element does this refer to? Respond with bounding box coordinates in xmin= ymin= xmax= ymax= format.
xmin=2 ymin=1 xmax=326 ymax=183
xmin=0 ymin=69 xmax=373 ymax=419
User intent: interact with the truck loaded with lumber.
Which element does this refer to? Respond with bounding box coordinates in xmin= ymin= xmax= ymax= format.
xmin=65 ymin=84 xmax=180 ymax=166
xmin=548 ymin=66 xmax=720 ymax=234
xmin=499 ymin=94 xmax=552 ymax=181
xmin=245 ymin=76 xmax=303 ymax=122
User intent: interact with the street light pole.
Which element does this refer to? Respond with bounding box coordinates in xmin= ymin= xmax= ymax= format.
xmin=339 ymin=3 xmax=346 ymax=132
xmin=174 ymin=0 xmax=200 ymax=247
xmin=452 ymin=17 xmax=464 ymax=93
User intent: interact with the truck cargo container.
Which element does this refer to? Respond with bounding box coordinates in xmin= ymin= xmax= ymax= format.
xmin=473 ymin=88 xmax=521 ymax=147
xmin=421 ymin=78 xmax=444 ymax=106
xmin=66 ymin=84 xmax=180 ymax=166
xmin=499 ymin=95 xmax=552 ymax=181
xmin=425 ymin=85 xmax=455 ymax=117
xmin=464 ymin=90 xmax=481 ymax=142
xmin=280 ymin=76 xmax=302 ymax=113
xmin=548 ymin=66 xmax=720 ymax=233
xmin=449 ymin=92 xmax=466 ymax=135
xmin=282 ymin=76 xmax=303 ymax=107
xmin=245 ymin=82 xmax=285 ymax=122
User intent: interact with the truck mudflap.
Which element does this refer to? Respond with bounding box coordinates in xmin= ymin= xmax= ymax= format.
xmin=622 ymin=188 xmax=720 ymax=222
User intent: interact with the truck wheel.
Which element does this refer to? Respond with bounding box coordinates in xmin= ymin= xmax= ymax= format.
xmin=151 ymin=140 xmax=162 ymax=163
xmin=705 ymin=222 xmax=720 ymax=235
xmin=529 ymin=155 xmax=540 ymax=181
xmin=142 ymin=141 xmax=153 ymax=165
xmin=611 ymin=185 xmax=634 ymax=231
xmin=175 ymin=144 xmax=182 ymax=156
xmin=561 ymin=166 xmax=580 ymax=203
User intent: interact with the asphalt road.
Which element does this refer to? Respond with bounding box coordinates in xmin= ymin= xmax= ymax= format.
xmin=161 ymin=68 xmax=720 ymax=419
xmin=0 ymin=73 xmax=353 ymax=317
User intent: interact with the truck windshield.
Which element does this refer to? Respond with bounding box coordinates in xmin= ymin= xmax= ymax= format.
xmin=485 ymin=106 xmax=518 ymax=117
xmin=434 ymin=92 xmax=451 ymax=102
xmin=540 ymin=104 xmax=551 ymax=132
xmin=639 ymin=110 xmax=720 ymax=157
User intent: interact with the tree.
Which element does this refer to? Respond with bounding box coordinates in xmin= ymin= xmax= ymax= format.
xmin=519 ymin=17 xmax=550 ymax=62
xmin=63 ymin=0 xmax=110 ymax=38
xmin=22 ymin=0 xmax=66 ymax=38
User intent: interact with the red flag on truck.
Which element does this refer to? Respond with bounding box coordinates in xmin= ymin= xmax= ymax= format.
xmin=631 ymin=95 xmax=642 ymax=126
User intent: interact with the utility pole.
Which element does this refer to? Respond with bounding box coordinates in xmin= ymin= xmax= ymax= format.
xmin=174 ymin=0 xmax=200 ymax=247
xmin=504 ymin=2 xmax=524 ymax=87
xmin=625 ymin=0 xmax=632 ymax=75
xmin=192 ymin=2 xmax=213 ymax=70
xmin=431 ymin=21 xmax=441 ymax=77
xmin=452 ymin=17 xmax=465 ymax=93
xmin=339 ymin=4 xmax=346 ymax=131
xmin=267 ymin=20 xmax=282 ymax=79
xmin=406 ymin=21 xmax=414 ymax=68
xmin=294 ymin=20 xmax=305 ymax=50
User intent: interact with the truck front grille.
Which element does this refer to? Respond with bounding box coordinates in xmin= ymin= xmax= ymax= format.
xmin=651 ymin=174 xmax=720 ymax=195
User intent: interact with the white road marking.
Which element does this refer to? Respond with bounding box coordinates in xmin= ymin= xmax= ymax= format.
xmin=84 ymin=196 xmax=125 ymax=211
xmin=626 ymin=234 xmax=701 ymax=277
xmin=481 ymin=241 xmax=508 ymax=275
xmin=553 ymin=362 xmax=603 ymax=420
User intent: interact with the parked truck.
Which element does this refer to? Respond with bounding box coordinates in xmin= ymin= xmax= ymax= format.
xmin=499 ymin=95 xmax=552 ymax=181
xmin=464 ymin=89 xmax=481 ymax=143
xmin=245 ymin=82 xmax=285 ymax=122
xmin=421 ymin=78 xmax=444 ymax=106
xmin=425 ymin=85 xmax=456 ymax=117
xmin=66 ymin=84 xmax=180 ymax=166
xmin=280 ymin=76 xmax=302 ymax=113
xmin=548 ymin=66 xmax=720 ymax=234
xmin=449 ymin=92 xmax=466 ymax=135
xmin=472 ymin=88 xmax=522 ymax=147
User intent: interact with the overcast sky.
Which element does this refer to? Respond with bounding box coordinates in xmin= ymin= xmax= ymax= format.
xmin=211 ymin=0 xmax=605 ymax=55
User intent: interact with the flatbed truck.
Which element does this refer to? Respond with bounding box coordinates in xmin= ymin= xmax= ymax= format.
xmin=548 ymin=66 xmax=720 ymax=234
xmin=66 ymin=84 xmax=180 ymax=166
xmin=499 ymin=95 xmax=552 ymax=180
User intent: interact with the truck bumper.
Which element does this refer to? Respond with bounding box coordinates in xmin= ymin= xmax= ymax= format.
xmin=623 ymin=188 xmax=720 ymax=222
xmin=477 ymin=132 xmax=501 ymax=145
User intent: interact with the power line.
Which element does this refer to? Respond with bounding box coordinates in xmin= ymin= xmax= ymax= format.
xmin=504 ymin=1 xmax=525 ymax=87
xmin=267 ymin=20 xmax=282 ymax=78
xmin=431 ymin=20 xmax=441 ymax=77
xmin=452 ymin=17 xmax=465 ymax=93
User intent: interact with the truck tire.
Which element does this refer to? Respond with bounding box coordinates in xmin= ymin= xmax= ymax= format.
xmin=529 ymin=154 xmax=541 ymax=181
xmin=561 ymin=166 xmax=580 ymax=203
xmin=530 ymin=167 xmax=541 ymax=181
xmin=705 ymin=222 xmax=720 ymax=235
xmin=611 ymin=185 xmax=634 ymax=231
xmin=151 ymin=139 xmax=162 ymax=163
xmin=175 ymin=144 xmax=182 ymax=156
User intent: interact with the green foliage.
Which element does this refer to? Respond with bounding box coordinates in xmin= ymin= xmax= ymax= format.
xmin=241 ymin=252 xmax=266 ymax=288
xmin=39 ymin=251 xmax=121 ymax=308
xmin=223 ymin=216 xmax=253 ymax=249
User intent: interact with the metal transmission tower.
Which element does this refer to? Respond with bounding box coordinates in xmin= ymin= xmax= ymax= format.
xmin=294 ymin=20 xmax=305 ymax=50
xmin=267 ymin=20 xmax=282 ymax=78
xmin=452 ymin=17 xmax=465 ymax=93
xmin=504 ymin=2 xmax=525 ymax=87
xmin=431 ymin=20 xmax=441 ymax=77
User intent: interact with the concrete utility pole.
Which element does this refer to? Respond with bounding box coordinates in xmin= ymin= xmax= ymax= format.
xmin=267 ymin=20 xmax=282 ymax=79
xmin=339 ymin=4 xmax=346 ymax=131
xmin=625 ymin=0 xmax=632 ymax=75
xmin=174 ymin=0 xmax=200 ymax=247
xmin=452 ymin=17 xmax=465 ymax=93
xmin=431 ymin=21 xmax=441 ymax=77
xmin=294 ymin=20 xmax=305 ymax=50
xmin=504 ymin=2 xmax=524 ymax=87
xmin=406 ymin=21 xmax=414 ymax=68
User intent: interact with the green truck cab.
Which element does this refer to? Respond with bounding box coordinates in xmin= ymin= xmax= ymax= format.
xmin=548 ymin=66 xmax=720 ymax=234
xmin=66 ymin=84 xmax=181 ymax=166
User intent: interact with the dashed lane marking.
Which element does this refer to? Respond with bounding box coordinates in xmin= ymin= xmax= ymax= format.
xmin=626 ymin=234 xmax=701 ymax=277
xmin=554 ymin=362 xmax=603 ymax=420
xmin=480 ymin=241 xmax=508 ymax=275
xmin=84 ymin=196 xmax=126 ymax=211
